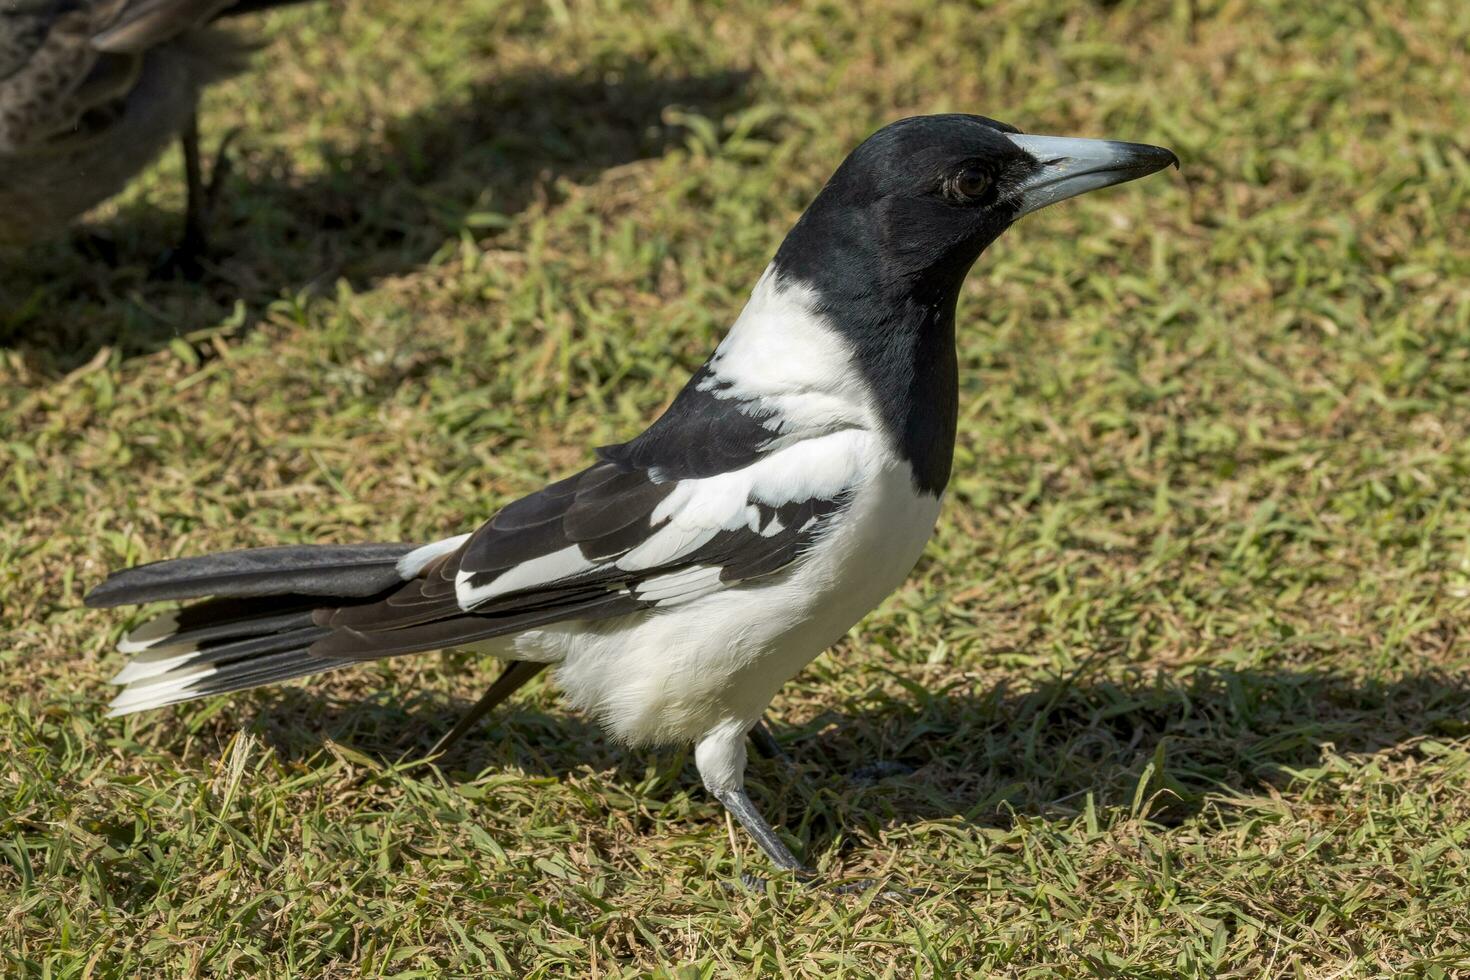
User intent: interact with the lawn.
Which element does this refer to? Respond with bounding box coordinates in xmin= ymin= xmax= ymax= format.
xmin=3 ymin=0 xmax=1470 ymax=975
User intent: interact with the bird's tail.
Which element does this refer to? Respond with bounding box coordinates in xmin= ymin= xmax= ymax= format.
xmin=85 ymin=543 xmax=417 ymax=717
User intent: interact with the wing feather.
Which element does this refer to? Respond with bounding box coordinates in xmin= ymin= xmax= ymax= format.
xmin=308 ymin=429 xmax=859 ymax=660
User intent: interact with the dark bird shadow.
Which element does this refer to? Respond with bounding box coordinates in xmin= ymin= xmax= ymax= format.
xmin=238 ymin=664 xmax=1470 ymax=865
xmin=778 ymin=666 xmax=1470 ymax=862
xmin=0 ymin=61 xmax=755 ymax=373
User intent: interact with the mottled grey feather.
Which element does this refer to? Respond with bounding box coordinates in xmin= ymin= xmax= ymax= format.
xmin=0 ymin=0 xmax=302 ymax=244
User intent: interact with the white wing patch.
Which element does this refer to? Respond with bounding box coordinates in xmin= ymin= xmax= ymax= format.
xmin=652 ymin=431 xmax=868 ymax=526
xmin=632 ymin=565 xmax=726 ymax=605
xmin=452 ymin=428 xmax=873 ymax=612
xmin=617 ymin=522 xmax=720 ymax=572
xmin=456 ymin=544 xmax=596 ymax=608
xmin=398 ymin=533 xmax=471 ymax=578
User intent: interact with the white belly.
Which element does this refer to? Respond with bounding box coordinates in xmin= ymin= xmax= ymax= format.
xmin=501 ymin=451 xmax=941 ymax=746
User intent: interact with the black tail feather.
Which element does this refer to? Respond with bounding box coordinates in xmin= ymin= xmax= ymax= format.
xmin=119 ymin=593 xmax=320 ymax=650
xmin=152 ymin=624 xmax=329 ymax=669
xmin=187 ymin=655 xmax=349 ymax=700
xmin=85 ymin=543 xmax=417 ymax=608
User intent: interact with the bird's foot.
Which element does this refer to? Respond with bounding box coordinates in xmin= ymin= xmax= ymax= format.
xmin=825 ymin=877 xmax=881 ymax=895
xmin=723 ymin=871 xmax=773 ymax=893
xmin=720 ymin=867 xmax=814 ymax=894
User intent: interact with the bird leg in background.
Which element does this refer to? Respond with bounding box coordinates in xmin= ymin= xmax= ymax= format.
xmin=713 ymin=785 xmax=812 ymax=876
xmin=160 ymin=114 xmax=240 ymax=277
xmin=181 ymin=113 xmax=205 ymax=256
xmin=427 ymin=660 xmax=549 ymax=759
xmin=747 ymin=717 xmax=788 ymax=762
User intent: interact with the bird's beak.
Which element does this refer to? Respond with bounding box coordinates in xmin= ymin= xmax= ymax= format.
xmin=1005 ymin=134 xmax=1179 ymax=217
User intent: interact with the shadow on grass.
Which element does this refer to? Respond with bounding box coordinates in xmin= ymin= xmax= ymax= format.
xmin=0 ymin=60 xmax=753 ymax=372
xmin=244 ymin=664 xmax=1470 ymax=859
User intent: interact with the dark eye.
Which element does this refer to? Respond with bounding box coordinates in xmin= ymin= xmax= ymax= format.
xmin=948 ymin=167 xmax=993 ymax=201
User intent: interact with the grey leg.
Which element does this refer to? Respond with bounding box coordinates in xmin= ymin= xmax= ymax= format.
xmin=427 ymin=660 xmax=548 ymax=759
xmin=698 ymin=724 xmax=813 ymax=882
xmin=711 ymin=785 xmax=811 ymax=875
xmin=703 ymin=728 xmax=894 ymax=895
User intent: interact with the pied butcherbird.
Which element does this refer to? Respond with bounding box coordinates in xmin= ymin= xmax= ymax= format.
xmin=87 ymin=114 xmax=1178 ymax=878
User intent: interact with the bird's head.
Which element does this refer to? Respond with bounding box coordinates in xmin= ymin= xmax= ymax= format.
xmin=774 ymin=113 xmax=1178 ymax=302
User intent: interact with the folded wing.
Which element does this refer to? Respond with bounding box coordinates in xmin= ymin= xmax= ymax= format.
xmin=312 ymin=449 xmax=854 ymax=659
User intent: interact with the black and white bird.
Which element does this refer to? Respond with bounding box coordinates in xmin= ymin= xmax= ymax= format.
xmin=86 ymin=114 xmax=1177 ymax=877
xmin=0 ymin=0 xmax=311 ymax=268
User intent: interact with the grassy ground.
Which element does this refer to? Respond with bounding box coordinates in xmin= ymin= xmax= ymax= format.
xmin=3 ymin=0 xmax=1470 ymax=974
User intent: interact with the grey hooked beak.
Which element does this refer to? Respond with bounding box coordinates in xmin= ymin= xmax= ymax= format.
xmin=1006 ymin=134 xmax=1179 ymax=217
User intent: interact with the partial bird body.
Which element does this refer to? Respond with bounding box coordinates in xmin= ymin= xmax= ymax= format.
xmin=100 ymin=268 xmax=942 ymax=761
xmin=87 ymin=113 xmax=1178 ymax=878
xmin=515 ymin=431 xmax=937 ymax=763
xmin=0 ymin=0 xmax=293 ymax=252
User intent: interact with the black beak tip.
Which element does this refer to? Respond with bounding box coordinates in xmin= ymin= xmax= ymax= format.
xmin=1141 ymin=143 xmax=1181 ymax=174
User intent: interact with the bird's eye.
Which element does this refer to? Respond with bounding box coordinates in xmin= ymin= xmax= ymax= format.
xmin=948 ymin=167 xmax=993 ymax=201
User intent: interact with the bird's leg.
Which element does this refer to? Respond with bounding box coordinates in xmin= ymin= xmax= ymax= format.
xmin=427 ymin=660 xmax=548 ymax=759
xmin=697 ymin=725 xmax=813 ymax=881
xmin=202 ymin=126 xmax=242 ymax=218
xmin=702 ymin=725 xmax=889 ymax=894
xmin=747 ymin=716 xmax=787 ymax=762
xmin=718 ymin=783 xmax=886 ymax=895
xmin=181 ymin=112 xmax=207 ymax=259
xmin=711 ymin=784 xmax=811 ymax=875
xmin=156 ymin=116 xmax=241 ymax=279
xmin=149 ymin=112 xmax=209 ymax=280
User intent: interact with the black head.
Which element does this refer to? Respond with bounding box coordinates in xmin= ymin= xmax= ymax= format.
xmin=775 ymin=113 xmax=1177 ymax=302
xmin=769 ymin=113 xmax=1177 ymax=497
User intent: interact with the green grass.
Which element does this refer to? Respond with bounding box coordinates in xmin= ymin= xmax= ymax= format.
xmin=4 ymin=0 xmax=1470 ymax=974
